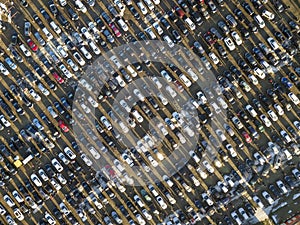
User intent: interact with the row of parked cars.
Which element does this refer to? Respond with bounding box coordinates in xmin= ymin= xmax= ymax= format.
xmin=0 ymin=0 xmax=299 ymax=224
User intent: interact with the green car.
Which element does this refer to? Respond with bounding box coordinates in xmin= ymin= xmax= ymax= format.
xmin=140 ymin=189 xmax=151 ymax=202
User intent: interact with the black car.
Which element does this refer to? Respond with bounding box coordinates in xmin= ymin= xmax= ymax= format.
xmin=244 ymin=52 xmax=257 ymax=67
xmin=234 ymin=8 xmax=246 ymax=22
xmin=67 ymin=6 xmax=79 ymax=20
xmin=160 ymin=17 xmax=171 ymax=29
xmin=242 ymin=2 xmax=254 ymax=15
xmin=57 ymin=13 xmax=69 ymax=27
xmin=191 ymin=11 xmax=203 ymax=25
xmin=48 ymin=0 xmax=58 ymax=15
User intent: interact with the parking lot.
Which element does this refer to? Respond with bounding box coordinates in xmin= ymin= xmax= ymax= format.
xmin=0 ymin=0 xmax=299 ymax=224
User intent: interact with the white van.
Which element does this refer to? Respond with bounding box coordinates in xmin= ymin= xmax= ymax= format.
xmin=254 ymin=14 xmax=265 ymax=28
xmin=184 ymin=17 xmax=196 ymax=30
xmin=117 ymin=18 xmax=129 ymax=32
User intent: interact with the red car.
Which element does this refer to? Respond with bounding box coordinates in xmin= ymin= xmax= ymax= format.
xmin=203 ymin=31 xmax=216 ymax=46
xmin=27 ymin=39 xmax=38 ymax=52
xmin=109 ymin=23 xmax=122 ymax=37
xmin=58 ymin=120 xmax=69 ymax=132
xmin=242 ymin=131 xmax=252 ymax=143
xmin=174 ymin=6 xmax=185 ymax=18
xmin=104 ymin=165 xmax=116 ymax=178
xmin=52 ymin=72 xmax=65 ymax=84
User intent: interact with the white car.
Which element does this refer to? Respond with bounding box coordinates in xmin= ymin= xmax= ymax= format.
xmin=30 ymin=173 xmax=43 ymax=187
xmin=56 ymin=45 xmax=68 ymax=58
xmin=80 ymin=46 xmax=92 ymax=60
xmin=208 ymin=52 xmax=220 ymax=65
xmin=151 ymin=76 xmax=162 ymax=89
xmin=280 ymin=130 xmax=292 ymax=143
xmin=224 ymin=174 xmax=235 ymax=188
xmin=162 ymin=175 xmax=174 ymax=187
xmin=226 ymin=144 xmax=237 ymax=158
xmin=160 ymin=70 xmax=172 ymax=82
xmin=157 ymin=93 xmax=169 ymax=105
xmin=276 ymin=180 xmax=288 ymax=194
xmin=157 ymin=122 xmax=168 ymax=136
xmin=133 ymin=89 xmax=145 ymax=101
xmin=245 ymin=104 xmax=257 ymax=117
xmin=45 ymin=212 xmax=56 ymax=225
xmin=166 ymin=85 xmax=177 ymax=97
xmin=217 ymin=181 xmax=228 ymax=193
xmin=81 ymin=154 xmax=93 ymax=166
xmin=202 ymin=192 xmax=213 ymax=206
xmin=38 ymin=169 xmax=50 ymax=181
xmin=19 ymin=44 xmax=31 ymax=57
xmin=0 ymin=63 xmax=9 ymax=75
xmin=253 ymin=67 xmax=266 ymax=79
xmin=260 ymin=114 xmax=272 ymax=127
xmin=273 ymin=103 xmax=284 ymax=116
xmin=12 ymin=190 xmax=24 ymax=203
xmin=294 ymin=120 xmax=300 ymax=131
xmin=142 ymin=208 xmax=153 ymax=220
xmin=134 ymin=195 xmax=145 ymax=208
xmin=267 ymin=109 xmax=278 ymax=121
xmin=73 ymin=52 xmax=86 ymax=66
xmin=253 ymin=152 xmax=265 ymax=165
xmin=189 ymin=174 xmax=200 ymax=186
xmin=67 ymin=58 xmax=79 ymax=71
xmin=29 ymin=89 xmax=41 ymax=101
xmin=50 ymin=178 xmax=62 ymax=190
xmin=50 ymin=21 xmax=61 ymax=34
xmin=292 ymin=168 xmax=300 ymax=180
xmin=64 ymin=147 xmax=76 ymax=160
xmin=217 ymin=96 xmax=228 ymax=109
xmin=88 ymin=40 xmax=101 ymax=55
xmin=156 ymin=196 xmax=167 ymax=209
xmin=59 ymin=202 xmax=70 ymax=215
xmin=87 ymin=96 xmax=98 ymax=108
xmin=131 ymin=109 xmax=144 ymax=122
xmin=224 ymin=37 xmax=236 ymax=51
xmin=231 ymin=211 xmax=242 ymax=225
xmin=122 ymin=153 xmax=134 ymax=167
xmin=268 ymin=142 xmax=279 ymax=154
xmin=203 ymin=160 xmax=214 ymax=173
xmin=248 ymin=74 xmax=258 ymax=85
xmin=100 ymin=116 xmax=112 ymax=130
xmin=57 ymin=173 xmax=67 ymax=185
xmin=58 ymin=152 xmax=70 ymax=165
xmin=196 ymin=91 xmax=207 ymax=104
xmin=88 ymin=146 xmax=100 ymax=159
xmin=137 ymin=1 xmax=148 ymax=15
xmin=238 ymin=207 xmax=249 ymax=220
xmin=136 ymin=214 xmax=146 ymax=225
xmin=47 ymin=106 xmax=58 ymax=118
xmin=37 ymin=83 xmax=50 ymax=96
xmin=59 ymin=64 xmax=72 ymax=78
xmin=267 ymin=37 xmax=279 ymax=50
xmin=13 ymin=208 xmax=24 ymax=221
xmin=179 ymin=74 xmax=192 ymax=87
xmin=262 ymin=191 xmax=274 ymax=205
xmin=197 ymin=167 xmax=208 ymax=179
xmin=253 ymin=195 xmax=264 ymax=208
xmin=215 ymin=129 xmax=227 ymax=142
xmin=288 ymin=92 xmax=300 ymax=105
xmin=189 ymin=150 xmax=200 ymax=163
xmin=231 ymin=31 xmax=242 ymax=45
xmin=51 ymin=158 xmax=64 ymax=172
